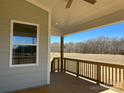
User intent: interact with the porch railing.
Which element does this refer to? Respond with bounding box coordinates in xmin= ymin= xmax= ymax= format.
xmin=51 ymin=57 xmax=124 ymax=90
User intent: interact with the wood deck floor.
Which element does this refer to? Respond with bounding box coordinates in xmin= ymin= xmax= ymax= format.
xmin=15 ymin=72 xmax=108 ymax=93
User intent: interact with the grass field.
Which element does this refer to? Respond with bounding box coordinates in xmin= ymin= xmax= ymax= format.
xmin=51 ymin=53 xmax=124 ymax=65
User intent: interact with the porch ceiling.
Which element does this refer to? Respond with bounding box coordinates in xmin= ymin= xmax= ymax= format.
xmin=26 ymin=0 xmax=124 ymax=36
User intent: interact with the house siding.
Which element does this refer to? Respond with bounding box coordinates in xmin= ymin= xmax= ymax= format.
xmin=0 ymin=0 xmax=49 ymax=92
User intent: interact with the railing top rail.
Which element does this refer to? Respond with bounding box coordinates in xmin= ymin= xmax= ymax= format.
xmin=64 ymin=57 xmax=124 ymax=68
xmin=53 ymin=57 xmax=124 ymax=68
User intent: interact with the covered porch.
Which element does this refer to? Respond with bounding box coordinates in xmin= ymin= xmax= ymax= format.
xmin=16 ymin=0 xmax=124 ymax=92
xmin=1 ymin=0 xmax=124 ymax=93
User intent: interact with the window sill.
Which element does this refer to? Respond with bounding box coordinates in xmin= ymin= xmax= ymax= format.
xmin=9 ymin=63 xmax=39 ymax=68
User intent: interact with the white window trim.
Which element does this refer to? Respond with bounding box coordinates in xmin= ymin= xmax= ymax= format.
xmin=10 ymin=20 xmax=39 ymax=67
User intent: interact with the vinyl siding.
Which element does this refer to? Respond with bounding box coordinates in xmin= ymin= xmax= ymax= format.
xmin=0 ymin=0 xmax=49 ymax=92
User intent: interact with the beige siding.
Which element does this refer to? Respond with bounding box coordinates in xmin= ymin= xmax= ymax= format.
xmin=0 ymin=0 xmax=49 ymax=92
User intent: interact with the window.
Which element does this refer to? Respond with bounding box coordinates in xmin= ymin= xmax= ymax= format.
xmin=10 ymin=20 xmax=39 ymax=67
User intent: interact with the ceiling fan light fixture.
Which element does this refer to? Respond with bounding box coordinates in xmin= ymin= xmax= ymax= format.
xmin=66 ymin=0 xmax=73 ymax=8
xmin=65 ymin=0 xmax=96 ymax=9
xmin=56 ymin=22 xmax=59 ymax=25
xmin=84 ymin=0 xmax=96 ymax=4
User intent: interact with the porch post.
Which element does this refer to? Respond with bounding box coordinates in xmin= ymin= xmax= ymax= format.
xmin=60 ymin=36 xmax=64 ymax=72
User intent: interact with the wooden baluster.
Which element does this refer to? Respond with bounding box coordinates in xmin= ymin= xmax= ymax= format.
xmin=112 ymin=67 xmax=113 ymax=85
xmin=102 ymin=66 xmax=104 ymax=83
xmin=92 ymin=64 xmax=93 ymax=79
xmin=105 ymin=66 xmax=107 ymax=84
xmin=108 ymin=66 xmax=110 ymax=84
xmin=90 ymin=64 xmax=91 ymax=78
xmin=83 ymin=63 xmax=84 ymax=76
xmin=58 ymin=58 xmax=60 ymax=72
xmin=123 ymin=69 xmax=124 ymax=88
xmin=115 ymin=68 xmax=117 ymax=85
xmin=77 ymin=61 xmax=79 ymax=77
xmin=93 ymin=65 xmax=95 ymax=79
xmin=80 ymin=63 xmax=82 ymax=75
xmin=86 ymin=63 xmax=87 ymax=77
xmin=97 ymin=64 xmax=101 ymax=85
xmin=53 ymin=60 xmax=55 ymax=72
xmin=84 ymin=63 xmax=85 ymax=76
xmin=64 ymin=59 xmax=66 ymax=72
xmin=119 ymin=68 xmax=121 ymax=87
xmin=87 ymin=64 xmax=89 ymax=77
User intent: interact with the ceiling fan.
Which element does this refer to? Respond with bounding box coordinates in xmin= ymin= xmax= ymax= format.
xmin=66 ymin=0 xmax=96 ymax=8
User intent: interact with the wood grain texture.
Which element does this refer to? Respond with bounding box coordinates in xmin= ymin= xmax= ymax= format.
xmin=14 ymin=73 xmax=107 ymax=93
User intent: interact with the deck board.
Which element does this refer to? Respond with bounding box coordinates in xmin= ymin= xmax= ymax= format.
xmin=15 ymin=72 xmax=108 ymax=93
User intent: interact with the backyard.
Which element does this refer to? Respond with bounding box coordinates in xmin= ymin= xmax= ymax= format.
xmin=51 ymin=53 xmax=124 ymax=65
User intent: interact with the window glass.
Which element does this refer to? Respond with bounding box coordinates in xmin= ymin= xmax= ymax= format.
xmin=12 ymin=22 xmax=38 ymax=65
xmin=13 ymin=36 xmax=37 ymax=45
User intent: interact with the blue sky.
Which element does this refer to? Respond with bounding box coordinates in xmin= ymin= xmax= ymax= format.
xmin=51 ymin=22 xmax=124 ymax=43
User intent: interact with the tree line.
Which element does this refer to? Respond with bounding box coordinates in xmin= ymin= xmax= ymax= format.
xmin=51 ymin=37 xmax=124 ymax=55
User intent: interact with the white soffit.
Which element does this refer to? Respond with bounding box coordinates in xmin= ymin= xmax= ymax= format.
xmin=26 ymin=0 xmax=124 ymax=36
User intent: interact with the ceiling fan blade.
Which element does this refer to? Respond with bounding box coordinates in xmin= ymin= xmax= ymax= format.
xmin=66 ymin=0 xmax=73 ymax=8
xmin=84 ymin=0 xmax=96 ymax=4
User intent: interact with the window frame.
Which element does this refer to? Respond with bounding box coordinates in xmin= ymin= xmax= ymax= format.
xmin=10 ymin=20 xmax=39 ymax=67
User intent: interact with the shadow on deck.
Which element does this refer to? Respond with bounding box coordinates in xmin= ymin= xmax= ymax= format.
xmin=15 ymin=72 xmax=108 ymax=93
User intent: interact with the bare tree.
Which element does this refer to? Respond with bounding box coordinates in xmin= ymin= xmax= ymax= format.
xmin=51 ymin=37 xmax=124 ymax=55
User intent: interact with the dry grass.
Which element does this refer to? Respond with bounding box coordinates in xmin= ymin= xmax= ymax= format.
xmin=51 ymin=53 xmax=124 ymax=65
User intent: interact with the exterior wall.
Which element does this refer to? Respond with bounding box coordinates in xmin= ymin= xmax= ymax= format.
xmin=0 ymin=0 xmax=49 ymax=92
